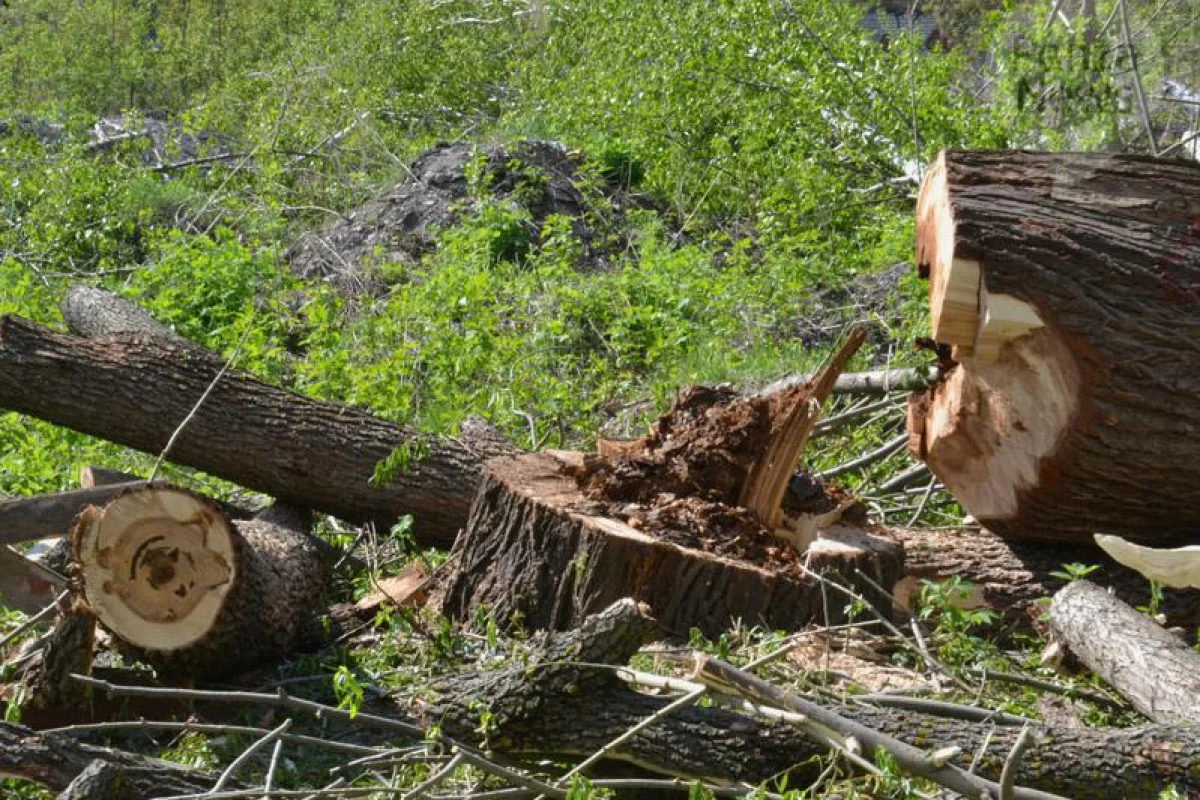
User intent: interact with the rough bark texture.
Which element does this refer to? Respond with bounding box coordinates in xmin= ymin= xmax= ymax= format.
xmin=0 ymin=316 xmax=518 ymax=548
xmin=889 ymin=526 xmax=1200 ymax=632
xmin=0 ymin=721 xmax=225 ymax=798
xmin=443 ymin=453 xmax=904 ymax=638
xmin=60 ymin=286 xmax=185 ymax=343
xmin=910 ymin=150 xmax=1200 ymax=544
xmin=1050 ymin=580 xmax=1200 ymax=724
xmin=70 ymin=487 xmax=328 ymax=679
xmin=425 ymin=599 xmax=1200 ymax=799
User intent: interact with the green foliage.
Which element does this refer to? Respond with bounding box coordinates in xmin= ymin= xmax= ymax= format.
xmin=917 ymin=577 xmax=1000 ymax=667
xmin=1050 ymin=562 xmax=1101 ymax=582
xmin=331 ymin=664 xmax=365 ymax=719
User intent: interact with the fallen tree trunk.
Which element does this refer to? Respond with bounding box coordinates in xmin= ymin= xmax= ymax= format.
xmin=889 ymin=527 xmax=1200 ymax=632
xmin=0 ymin=316 xmax=518 ymax=548
xmin=908 ymin=150 xmax=1200 ymax=544
xmin=0 ymin=720 xmax=226 ymax=798
xmin=1050 ymin=580 xmax=1200 ymax=724
xmin=70 ymin=485 xmax=327 ymax=678
xmin=0 ymin=482 xmax=166 ymax=546
xmin=426 ymin=599 xmax=1200 ymax=798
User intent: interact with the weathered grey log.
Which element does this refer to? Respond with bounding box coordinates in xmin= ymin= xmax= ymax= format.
xmin=0 ymin=545 xmax=65 ymax=613
xmin=1050 ymin=580 xmax=1200 ymax=724
xmin=424 ymin=598 xmax=1200 ymax=798
xmin=0 ymin=482 xmax=168 ymax=546
xmin=760 ymin=366 xmax=937 ymax=397
xmin=60 ymin=286 xmax=184 ymax=343
xmin=0 ymin=721 xmax=226 ymax=798
xmin=0 ymin=316 xmax=518 ymax=548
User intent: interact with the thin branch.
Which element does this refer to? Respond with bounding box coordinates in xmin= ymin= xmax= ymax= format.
xmin=0 ymin=589 xmax=69 ymax=649
xmin=999 ymin=725 xmax=1036 ymax=800
xmin=46 ymin=719 xmax=383 ymax=756
xmin=211 ymin=718 xmax=292 ymax=793
xmin=818 ymin=433 xmax=909 ymax=480
xmin=1119 ymin=0 xmax=1158 ymax=155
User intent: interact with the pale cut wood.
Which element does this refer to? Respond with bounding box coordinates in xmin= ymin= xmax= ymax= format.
xmin=0 ymin=545 xmax=65 ymax=614
xmin=71 ymin=485 xmax=328 ymax=678
xmin=74 ymin=488 xmax=238 ymax=652
xmin=739 ymin=326 xmax=865 ymax=530
xmin=910 ymin=150 xmax=1200 ymax=543
xmin=1050 ymin=580 xmax=1200 ymax=725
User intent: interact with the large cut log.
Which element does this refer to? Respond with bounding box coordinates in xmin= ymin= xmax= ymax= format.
xmin=889 ymin=527 xmax=1200 ymax=633
xmin=442 ymin=451 xmax=903 ymax=637
xmin=1050 ymin=580 xmax=1200 ymax=724
xmin=909 ymin=150 xmax=1200 ymax=543
xmin=0 ymin=316 xmax=518 ymax=548
xmin=70 ymin=485 xmax=326 ymax=678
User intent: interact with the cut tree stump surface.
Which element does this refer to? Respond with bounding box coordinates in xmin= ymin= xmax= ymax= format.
xmin=443 ymin=452 xmax=902 ymax=637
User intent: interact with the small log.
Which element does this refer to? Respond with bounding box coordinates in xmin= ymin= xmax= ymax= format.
xmin=1049 ymin=580 xmax=1200 ymax=724
xmin=909 ymin=150 xmax=1200 ymax=543
xmin=70 ymin=485 xmax=326 ymax=678
xmin=0 ymin=315 xmax=518 ymax=548
xmin=442 ymin=452 xmax=902 ymax=637
xmin=889 ymin=527 xmax=1200 ymax=633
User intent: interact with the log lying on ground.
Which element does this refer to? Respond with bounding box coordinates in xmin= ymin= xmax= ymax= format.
xmin=425 ymin=599 xmax=1200 ymax=798
xmin=889 ymin=527 xmax=1200 ymax=632
xmin=0 ymin=720 xmax=226 ymax=798
xmin=1050 ymin=580 xmax=1200 ymax=724
xmin=0 ymin=315 xmax=518 ymax=548
xmin=70 ymin=485 xmax=326 ymax=678
xmin=908 ymin=151 xmax=1200 ymax=543
xmin=0 ymin=482 xmax=168 ymax=546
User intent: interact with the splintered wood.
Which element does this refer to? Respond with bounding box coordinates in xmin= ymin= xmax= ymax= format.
xmin=909 ymin=150 xmax=1200 ymax=543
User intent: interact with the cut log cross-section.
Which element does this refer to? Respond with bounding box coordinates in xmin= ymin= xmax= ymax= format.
xmin=910 ymin=150 xmax=1200 ymax=543
xmin=71 ymin=485 xmax=327 ymax=678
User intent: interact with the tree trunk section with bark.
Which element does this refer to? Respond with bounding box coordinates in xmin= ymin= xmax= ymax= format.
xmin=442 ymin=452 xmax=903 ymax=638
xmin=1050 ymin=579 xmax=1200 ymax=724
xmin=909 ymin=150 xmax=1200 ymax=544
xmin=425 ymin=599 xmax=1200 ymax=799
xmin=70 ymin=485 xmax=327 ymax=679
xmin=889 ymin=527 xmax=1200 ymax=632
xmin=0 ymin=316 xmax=518 ymax=548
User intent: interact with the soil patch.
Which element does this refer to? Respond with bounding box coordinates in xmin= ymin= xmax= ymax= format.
xmin=287 ymin=140 xmax=660 ymax=296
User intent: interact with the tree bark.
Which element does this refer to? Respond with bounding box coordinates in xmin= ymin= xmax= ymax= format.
xmin=70 ymin=485 xmax=327 ymax=679
xmin=442 ymin=452 xmax=903 ymax=637
xmin=0 ymin=482 xmax=167 ymax=546
xmin=889 ymin=526 xmax=1200 ymax=633
xmin=0 ymin=316 xmax=518 ymax=548
xmin=0 ymin=721 xmax=225 ymax=798
xmin=909 ymin=150 xmax=1200 ymax=544
xmin=1050 ymin=579 xmax=1200 ymax=724
xmin=426 ymin=598 xmax=1200 ymax=799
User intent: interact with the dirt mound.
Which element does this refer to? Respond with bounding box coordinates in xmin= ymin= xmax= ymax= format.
xmin=287 ymin=140 xmax=656 ymax=295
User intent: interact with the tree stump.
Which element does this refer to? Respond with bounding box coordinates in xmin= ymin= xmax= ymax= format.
xmin=70 ymin=486 xmax=327 ymax=678
xmin=909 ymin=150 xmax=1200 ymax=543
xmin=443 ymin=451 xmax=903 ymax=637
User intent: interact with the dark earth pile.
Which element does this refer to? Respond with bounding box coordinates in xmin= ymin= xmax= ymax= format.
xmin=287 ymin=139 xmax=658 ymax=296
